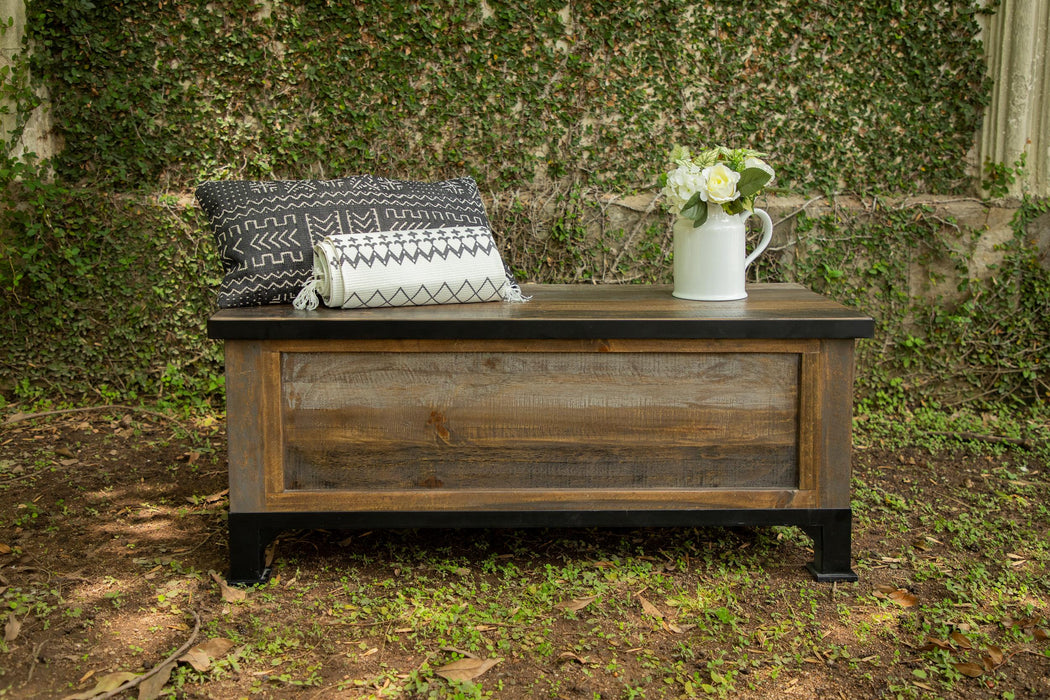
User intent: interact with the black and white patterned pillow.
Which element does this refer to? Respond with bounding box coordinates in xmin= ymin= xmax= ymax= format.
xmin=195 ymin=175 xmax=491 ymax=307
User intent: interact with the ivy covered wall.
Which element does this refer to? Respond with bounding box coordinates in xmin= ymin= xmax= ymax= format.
xmin=21 ymin=0 xmax=989 ymax=193
xmin=2 ymin=0 xmax=1048 ymax=407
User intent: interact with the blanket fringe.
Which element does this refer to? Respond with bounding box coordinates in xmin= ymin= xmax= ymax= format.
xmin=293 ymin=278 xmax=320 ymax=311
xmin=503 ymin=278 xmax=531 ymax=303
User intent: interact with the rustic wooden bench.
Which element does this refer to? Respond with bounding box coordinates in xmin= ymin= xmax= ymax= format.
xmin=208 ymin=283 xmax=874 ymax=584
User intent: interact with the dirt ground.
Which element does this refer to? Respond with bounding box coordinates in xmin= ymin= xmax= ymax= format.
xmin=1 ymin=407 xmax=1047 ymax=699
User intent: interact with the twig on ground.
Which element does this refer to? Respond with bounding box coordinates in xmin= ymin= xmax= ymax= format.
xmin=96 ymin=610 xmax=201 ymax=699
xmin=3 ymin=405 xmax=192 ymax=435
xmin=0 ymin=471 xmax=43 ymax=486
xmin=929 ymin=431 xmax=1038 ymax=450
xmin=26 ymin=641 xmax=46 ymax=685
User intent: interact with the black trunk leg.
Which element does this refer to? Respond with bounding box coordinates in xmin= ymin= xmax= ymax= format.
xmin=228 ymin=513 xmax=273 ymax=586
xmin=802 ymin=510 xmax=858 ymax=582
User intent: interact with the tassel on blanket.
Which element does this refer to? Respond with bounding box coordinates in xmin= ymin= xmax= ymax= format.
xmin=503 ymin=277 xmax=531 ymax=303
xmin=293 ymin=278 xmax=320 ymax=311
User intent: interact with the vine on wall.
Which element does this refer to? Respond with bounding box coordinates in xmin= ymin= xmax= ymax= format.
xmin=757 ymin=196 xmax=1050 ymax=405
xmin=20 ymin=0 xmax=989 ymax=194
xmin=3 ymin=0 xmax=1046 ymax=408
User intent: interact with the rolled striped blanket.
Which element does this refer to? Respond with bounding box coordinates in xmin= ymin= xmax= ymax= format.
xmin=293 ymin=225 xmax=527 ymax=309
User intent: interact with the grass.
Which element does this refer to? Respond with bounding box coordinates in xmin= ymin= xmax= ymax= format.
xmin=0 ymin=402 xmax=1047 ymax=698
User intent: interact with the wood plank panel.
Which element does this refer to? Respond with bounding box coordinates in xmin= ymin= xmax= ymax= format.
xmin=279 ymin=350 xmax=801 ymax=492
xmin=224 ymin=341 xmax=280 ymax=511
xmin=271 ymin=338 xmax=821 ymax=356
xmin=264 ymin=487 xmax=820 ymax=512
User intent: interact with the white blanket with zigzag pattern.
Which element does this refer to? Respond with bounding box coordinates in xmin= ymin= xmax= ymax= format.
xmin=304 ymin=226 xmax=513 ymax=309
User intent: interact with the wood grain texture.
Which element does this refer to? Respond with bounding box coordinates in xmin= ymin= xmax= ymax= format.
xmin=818 ymin=340 xmax=857 ymax=508
xmin=216 ymin=284 xmax=867 ymax=517
xmin=223 ymin=341 xmax=272 ymax=511
xmin=264 ymin=488 xmax=820 ymax=513
xmin=278 ymin=350 xmax=801 ymax=494
xmin=208 ymin=284 xmax=876 ymax=340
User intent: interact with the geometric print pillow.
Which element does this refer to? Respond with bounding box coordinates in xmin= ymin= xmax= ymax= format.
xmin=195 ymin=175 xmax=492 ymax=308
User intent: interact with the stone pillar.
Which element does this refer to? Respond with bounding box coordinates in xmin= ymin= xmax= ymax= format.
xmin=1 ymin=0 xmax=51 ymax=161
xmin=0 ymin=0 xmax=25 ymax=148
xmin=978 ymin=0 xmax=1050 ymax=198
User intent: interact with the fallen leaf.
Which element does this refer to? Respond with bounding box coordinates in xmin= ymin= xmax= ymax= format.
xmin=1034 ymin=627 xmax=1049 ymax=641
xmin=637 ymin=595 xmax=664 ymax=619
xmin=137 ymin=661 xmax=175 ymax=700
xmin=983 ymin=645 xmax=1005 ymax=668
xmin=557 ymin=651 xmax=588 ymax=664
xmin=179 ymin=451 xmax=201 ymax=464
xmin=4 ymin=613 xmax=20 ymax=642
xmin=0 ymin=544 xmax=11 ymax=555
xmin=920 ymin=637 xmax=951 ymax=651
xmin=954 ymin=662 xmax=984 ymax=678
xmin=887 ymin=589 xmax=918 ymax=608
xmin=950 ymin=631 xmax=973 ymax=649
xmin=435 ymin=657 xmax=500 ymax=682
xmin=203 ymin=489 xmax=229 ymax=504
xmin=180 ymin=638 xmax=235 ymax=672
xmin=210 ymin=571 xmax=246 ymax=603
xmin=556 ymin=596 xmax=597 ymax=613
xmin=63 ymin=671 xmax=139 ymax=699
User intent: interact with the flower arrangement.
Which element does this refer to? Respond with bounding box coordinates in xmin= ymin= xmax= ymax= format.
xmin=658 ymin=146 xmax=775 ymax=227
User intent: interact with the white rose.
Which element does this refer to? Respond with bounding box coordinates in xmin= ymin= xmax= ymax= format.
xmin=661 ymin=162 xmax=707 ymax=213
xmin=702 ymin=163 xmax=741 ymax=203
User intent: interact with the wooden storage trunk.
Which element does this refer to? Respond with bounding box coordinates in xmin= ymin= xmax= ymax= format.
xmin=209 ymin=284 xmax=874 ymax=583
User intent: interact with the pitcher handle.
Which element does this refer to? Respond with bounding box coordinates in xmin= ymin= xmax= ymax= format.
xmin=744 ymin=208 xmax=773 ymax=270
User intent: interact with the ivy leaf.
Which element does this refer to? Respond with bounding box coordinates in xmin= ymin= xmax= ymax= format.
xmin=736 ymin=167 xmax=772 ymax=199
xmin=681 ymin=193 xmax=707 ymax=227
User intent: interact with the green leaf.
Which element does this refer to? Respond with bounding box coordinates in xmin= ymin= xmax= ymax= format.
xmin=736 ymin=167 xmax=772 ymax=199
xmin=724 ymin=199 xmax=746 ymax=215
xmin=681 ymin=194 xmax=707 ymax=227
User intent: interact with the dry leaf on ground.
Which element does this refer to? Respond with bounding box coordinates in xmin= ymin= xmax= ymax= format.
xmin=435 ymin=657 xmax=500 ymax=682
xmin=136 ymin=661 xmax=176 ymax=700
xmin=62 ymin=671 xmax=139 ymax=700
xmin=4 ymin=613 xmax=20 ymax=642
xmin=180 ymin=638 xmax=235 ymax=672
xmin=555 ymin=596 xmax=597 ymax=613
xmin=874 ymin=585 xmax=918 ymax=608
xmin=637 ymin=595 xmax=664 ymax=619
xmin=954 ymin=662 xmax=984 ymax=678
xmin=209 ymin=571 xmax=247 ymax=603
xmin=983 ymin=645 xmax=1005 ymax=669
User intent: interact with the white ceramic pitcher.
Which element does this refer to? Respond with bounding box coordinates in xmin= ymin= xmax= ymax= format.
xmin=672 ymin=207 xmax=773 ymax=301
